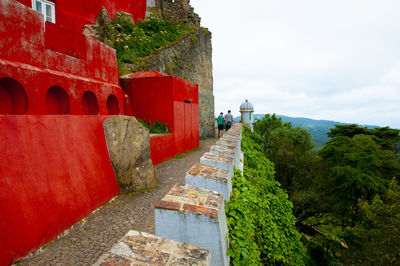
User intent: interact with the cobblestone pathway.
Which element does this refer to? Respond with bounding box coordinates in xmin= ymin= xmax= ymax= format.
xmin=18 ymin=138 xmax=217 ymax=265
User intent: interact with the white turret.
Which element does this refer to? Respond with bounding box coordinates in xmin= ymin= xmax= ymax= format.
xmin=239 ymin=99 xmax=254 ymax=130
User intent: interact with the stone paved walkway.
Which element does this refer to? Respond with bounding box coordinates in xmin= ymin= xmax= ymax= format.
xmin=18 ymin=138 xmax=217 ymax=265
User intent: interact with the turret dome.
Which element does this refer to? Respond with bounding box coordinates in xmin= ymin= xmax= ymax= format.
xmin=240 ymin=99 xmax=254 ymax=111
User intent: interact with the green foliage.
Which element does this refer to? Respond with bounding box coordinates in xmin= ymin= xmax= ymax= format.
xmin=226 ymin=126 xmax=307 ymax=265
xmin=137 ymin=119 xmax=169 ymax=134
xmin=303 ymin=237 xmax=341 ymax=266
xmin=340 ymin=178 xmax=400 ymax=264
xmin=251 ymin=114 xmax=380 ymax=150
xmin=268 ymin=127 xmax=318 ymax=192
xmin=252 ymin=118 xmax=400 ymax=264
xmin=254 ymin=113 xmax=291 ymax=152
xmin=254 ymin=114 xmax=322 ymax=224
xmin=189 ymin=34 xmax=197 ymax=44
xmin=328 ymin=124 xmax=400 ymax=154
xmin=318 ymin=125 xmax=400 ymax=227
xmin=104 ymin=15 xmax=191 ymax=72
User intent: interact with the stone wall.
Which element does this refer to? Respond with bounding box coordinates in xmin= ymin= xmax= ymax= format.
xmin=146 ymin=0 xmax=200 ymax=27
xmin=139 ymin=28 xmax=214 ymax=138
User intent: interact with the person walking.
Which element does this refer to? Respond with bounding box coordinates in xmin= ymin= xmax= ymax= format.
xmin=224 ymin=110 xmax=234 ymax=131
xmin=217 ymin=112 xmax=224 ymax=137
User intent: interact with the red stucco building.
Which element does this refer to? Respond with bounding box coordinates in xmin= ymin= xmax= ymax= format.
xmin=0 ymin=0 xmax=199 ymax=264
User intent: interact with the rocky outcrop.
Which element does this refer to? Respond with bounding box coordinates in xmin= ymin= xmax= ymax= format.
xmin=82 ymin=7 xmax=133 ymax=43
xmin=147 ymin=0 xmax=200 ymax=27
xmin=103 ymin=116 xmax=159 ymax=192
xmin=136 ymin=28 xmax=214 ymax=138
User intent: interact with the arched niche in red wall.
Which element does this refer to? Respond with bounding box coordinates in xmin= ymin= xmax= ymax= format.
xmin=46 ymin=86 xmax=70 ymax=115
xmin=81 ymin=91 xmax=99 ymax=115
xmin=0 ymin=78 xmax=28 ymax=114
xmin=106 ymin=94 xmax=120 ymax=115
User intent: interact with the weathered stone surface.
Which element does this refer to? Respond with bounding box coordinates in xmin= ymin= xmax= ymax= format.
xmin=215 ymin=140 xmax=237 ymax=150
xmin=135 ymin=28 xmax=214 ymax=138
xmin=82 ymin=6 xmax=112 ymax=43
xmin=155 ymin=184 xmax=223 ymax=218
xmin=82 ymin=24 xmax=101 ymax=40
xmin=200 ymin=152 xmax=233 ymax=169
xmin=186 ymin=163 xmax=229 ymax=183
xmin=103 ymin=116 xmax=159 ymax=192
xmin=97 ymin=6 xmax=111 ymax=27
xmin=94 ymin=230 xmax=210 ymax=266
xmin=115 ymin=10 xmax=134 ymax=24
xmin=147 ymin=0 xmax=201 ymax=27
xmin=155 ymin=184 xmax=229 ymax=265
xmin=210 ymin=145 xmax=236 ymax=157
xmin=185 ymin=163 xmax=231 ymax=200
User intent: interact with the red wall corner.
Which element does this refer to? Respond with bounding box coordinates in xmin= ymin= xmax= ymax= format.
xmin=0 ymin=115 xmax=119 ymax=265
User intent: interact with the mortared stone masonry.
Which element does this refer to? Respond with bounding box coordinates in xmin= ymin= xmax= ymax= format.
xmin=185 ymin=163 xmax=231 ymax=200
xmin=94 ymin=230 xmax=210 ymax=265
xmin=155 ymin=184 xmax=229 ymax=266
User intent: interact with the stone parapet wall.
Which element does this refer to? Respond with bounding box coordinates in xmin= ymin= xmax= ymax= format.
xmin=155 ymin=184 xmax=229 ymax=266
xmin=94 ymin=230 xmax=211 ymax=265
xmin=96 ymin=123 xmax=243 ymax=265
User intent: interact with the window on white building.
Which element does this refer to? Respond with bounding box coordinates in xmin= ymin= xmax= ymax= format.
xmin=32 ymin=0 xmax=55 ymax=23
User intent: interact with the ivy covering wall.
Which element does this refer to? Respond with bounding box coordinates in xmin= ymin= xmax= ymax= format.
xmin=226 ymin=126 xmax=307 ymax=265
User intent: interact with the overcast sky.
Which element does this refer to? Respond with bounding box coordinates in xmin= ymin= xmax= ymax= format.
xmin=190 ymin=0 xmax=400 ymax=128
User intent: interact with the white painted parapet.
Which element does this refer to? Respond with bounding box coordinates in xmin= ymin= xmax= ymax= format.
xmin=215 ymin=139 xmax=238 ymax=150
xmin=200 ymin=152 xmax=234 ymax=177
xmin=220 ymin=123 xmax=243 ymax=172
xmin=210 ymin=145 xmax=235 ymax=159
xmin=94 ymin=230 xmax=211 ymax=265
xmin=185 ymin=163 xmax=232 ymax=200
xmin=155 ymin=184 xmax=229 ymax=266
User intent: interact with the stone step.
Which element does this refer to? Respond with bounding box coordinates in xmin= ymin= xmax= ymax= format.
xmin=94 ymin=230 xmax=211 ymax=266
xmin=200 ymin=152 xmax=234 ymax=176
xmin=185 ymin=163 xmax=232 ymax=200
xmin=155 ymin=184 xmax=229 ymax=266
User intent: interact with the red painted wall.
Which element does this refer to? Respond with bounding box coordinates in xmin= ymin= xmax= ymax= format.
xmin=15 ymin=0 xmax=146 ymax=33
xmin=172 ymin=77 xmax=199 ymax=155
xmin=0 ymin=0 xmax=123 ymax=115
xmin=59 ymin=0 xmax=146 ymax=32
xmin=122 ymin=76 xmax=175 ymax=131
xmin=150 ymin=134 xmax=176 ymax=165
xmin=0 ymin=115 xmax=120 ymax=265
xmin=121 ymin=74 xmax=199 ymax=164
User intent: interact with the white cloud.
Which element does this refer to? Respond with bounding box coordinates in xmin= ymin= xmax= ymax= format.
xmin=191 ymin=0 xmax=400 ymax=128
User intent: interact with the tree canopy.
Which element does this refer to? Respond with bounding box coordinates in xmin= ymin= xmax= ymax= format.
xmin=249 ymin=116 xmax=400 ymax=264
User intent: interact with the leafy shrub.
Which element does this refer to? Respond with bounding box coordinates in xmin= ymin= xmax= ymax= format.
xmin=105 ymin=15 xmax=191 ymax=71
xmin=226 ymin=126 xmax=307 ymax=265
xmin=137 ymin=119 xmax=169 ymax=134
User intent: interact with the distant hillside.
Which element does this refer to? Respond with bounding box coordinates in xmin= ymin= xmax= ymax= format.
xmin=235 ymin=114 xmax=378 ymax=149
